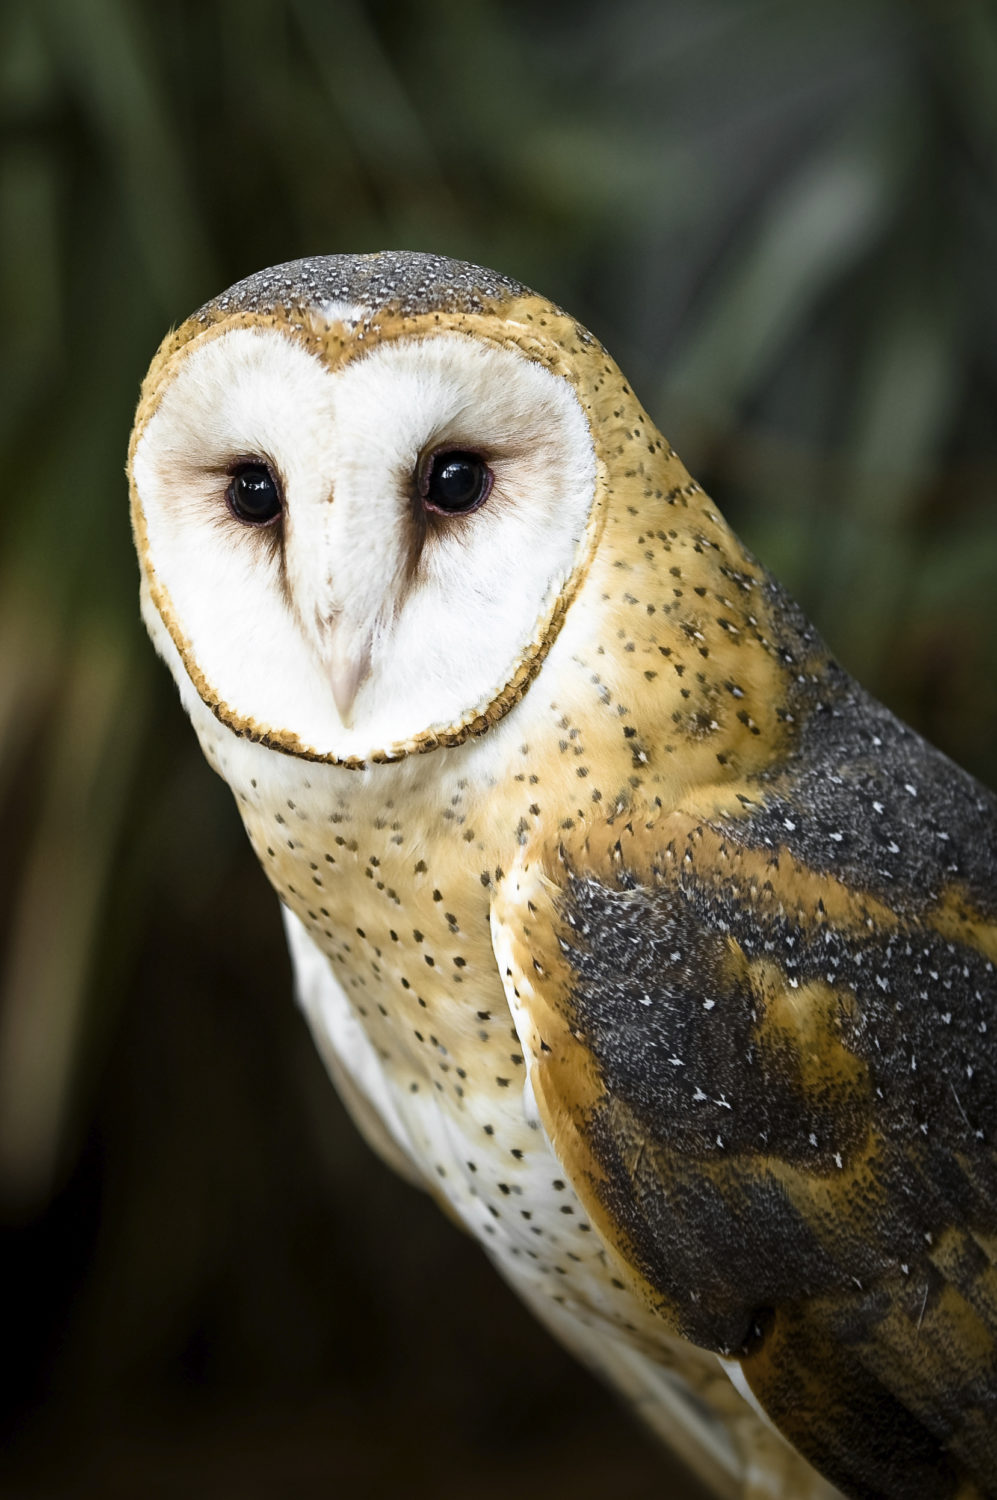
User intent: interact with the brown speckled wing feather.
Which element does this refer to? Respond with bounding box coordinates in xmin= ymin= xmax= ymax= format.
xmin=495 ymin=672 xmax=997 ymax=1500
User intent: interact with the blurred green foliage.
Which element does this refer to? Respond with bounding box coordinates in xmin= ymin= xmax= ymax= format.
xmin=0 ymin=0 xmax=995 ymax=1494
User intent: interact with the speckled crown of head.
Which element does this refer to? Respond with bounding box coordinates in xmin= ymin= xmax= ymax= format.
xmin=195 ymin=252 xmax=536 ymax=322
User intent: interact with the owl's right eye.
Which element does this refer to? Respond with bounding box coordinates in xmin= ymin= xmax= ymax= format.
xmin=227 ymin=462 xmax=283 ymax=526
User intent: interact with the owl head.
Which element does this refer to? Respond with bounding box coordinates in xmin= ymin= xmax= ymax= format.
xmin=128 ymin=252 xmax=634 ymax=767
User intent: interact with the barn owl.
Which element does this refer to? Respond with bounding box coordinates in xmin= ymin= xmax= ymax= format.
xmin=128 ymin=253 xmax=997 ymax=1500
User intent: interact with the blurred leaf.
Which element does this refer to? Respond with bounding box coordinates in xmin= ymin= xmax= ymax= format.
xmin=0 ymin=621 xmax=146 ymax=1214
xmin=666 ymin=98 xmax=916 ymax=419
xmin=45 ymin=0 xmax=212 ymax=310
xmin=0 ymin=144 xmax=61 ymax=453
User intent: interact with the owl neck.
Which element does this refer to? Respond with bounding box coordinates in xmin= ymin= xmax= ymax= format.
xmin=493 ymin=436 xmax=836 ymax=842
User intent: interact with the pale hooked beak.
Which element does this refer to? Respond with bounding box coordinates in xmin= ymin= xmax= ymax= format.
xmin=328 ymin=633 xmax=372 ymax=730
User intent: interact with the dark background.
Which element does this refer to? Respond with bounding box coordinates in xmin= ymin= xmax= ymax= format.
xmin=1 ymin=2 xmax=995 ymax=1495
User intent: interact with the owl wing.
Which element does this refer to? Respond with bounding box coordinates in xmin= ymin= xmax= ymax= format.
xmin=491 ymin=693 xmax=997 ymax=1500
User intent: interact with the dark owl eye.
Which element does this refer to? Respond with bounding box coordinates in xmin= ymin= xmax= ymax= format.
xmin=422 ymin=451 xmax=491 ymax=515
xmin=227 ymin=462 xmax=283 ymax=525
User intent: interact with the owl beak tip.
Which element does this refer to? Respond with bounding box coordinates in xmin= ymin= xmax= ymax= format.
xmin=329 ymin=643 xmax=371 ymax=730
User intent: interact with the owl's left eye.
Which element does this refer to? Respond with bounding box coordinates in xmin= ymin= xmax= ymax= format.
xmin=421 ymin=451 xmax=492 ymax=515
xmin=227 ymin=462 xmax=283 ymax=526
